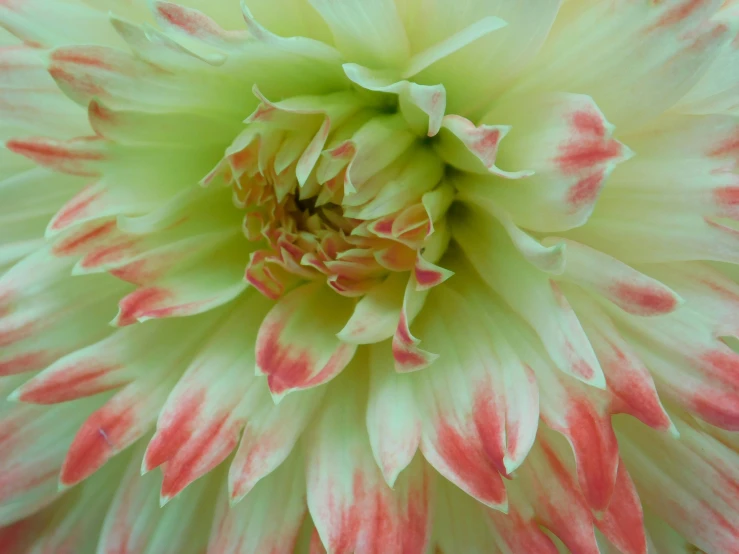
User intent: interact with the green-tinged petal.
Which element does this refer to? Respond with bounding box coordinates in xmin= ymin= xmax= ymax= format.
xmin=452 ymin=205 xmax=606 ymax=388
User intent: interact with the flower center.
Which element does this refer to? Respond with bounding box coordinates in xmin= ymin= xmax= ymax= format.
xmin=208 ymin=89 xmax=455 ymax=299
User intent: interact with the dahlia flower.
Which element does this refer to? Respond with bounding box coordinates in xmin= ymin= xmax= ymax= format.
xmin=1 ymin=0 xmax=738 ymax=552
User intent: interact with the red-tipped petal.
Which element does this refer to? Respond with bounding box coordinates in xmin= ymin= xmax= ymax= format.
xmin=60 ymin=378 xmax=170 ymax=487
xmin=597 ymin=463 xmax=648 ymax=554
xmin=256 ymin=282 xmax=356 ymax=398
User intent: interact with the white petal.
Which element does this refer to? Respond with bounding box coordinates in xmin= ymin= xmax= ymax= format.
xmin=617 ymin=413 xmax=739 ymax=554
xmin=367 ymin=342 xmax=421 ymax=487
xmin=306 ymin=0 xmax=410 ymax=67
xmin=514 ymin=0 xmax=731 ymax=129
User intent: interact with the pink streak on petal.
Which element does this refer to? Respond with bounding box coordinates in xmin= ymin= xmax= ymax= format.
xmin=160 ymin=415 xmax=241 ymax=500
xmin=564 ymin=397 xmax=619 ymax=514
xmin=115 ymin=287 xmax=173 ymax=327
xmin=256 ymin=318 xmax=355 ymax=396
xmin=143 ymin=390 xmax=205 ymax=471
xmin=6 ymin=137 xmax=104 ymax=176
xmin=60 ymin=406 xmax=136 ymax=486
xmin=49 ymin=185 xmax=104 ymax=232
xmin=432 ymin=418 xmax=507 ymax=507
xmin=17 ymin=362 xmax=124 ymax=404
xmin=52 ymin=220 xmax=117 ymax=256
xmin=598 ymin=463 xmax=648 ymax=554
xmin=566 ymin=171 xmax=605 ymax=210
xmin=609 ymin=281 xmax=680 ymax=315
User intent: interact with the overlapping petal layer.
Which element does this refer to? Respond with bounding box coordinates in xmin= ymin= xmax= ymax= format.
xmin=0 ymin=0 xmax=738 ymax=553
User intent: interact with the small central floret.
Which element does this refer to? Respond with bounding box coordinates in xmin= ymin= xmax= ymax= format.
xmin=235 ymin=159 xmax=437 ymax=299
xmin=206 ymin=87 xmax=457 ymax=300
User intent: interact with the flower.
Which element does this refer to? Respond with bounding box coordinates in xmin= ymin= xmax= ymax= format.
xmin=1 ymin=0 xmax=738 ymax=552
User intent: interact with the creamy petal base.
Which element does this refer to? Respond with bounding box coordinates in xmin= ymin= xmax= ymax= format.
xmin=1 ymin=0 xmax=739 ymax=553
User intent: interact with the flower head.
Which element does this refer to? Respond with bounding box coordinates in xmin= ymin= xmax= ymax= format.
xmin=1 ymin=0 xmax=738 ymax=552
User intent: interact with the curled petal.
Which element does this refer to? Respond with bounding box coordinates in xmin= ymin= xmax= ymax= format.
xmin=392 ymin=276 xmax=435 ymax=373
xmin=343 ymin=63 xmax=446 ymax=136
xmin=435 ymin=114 xmax=530 ymax=179
xmin=60 ymin=376 xmax=173 ymax=488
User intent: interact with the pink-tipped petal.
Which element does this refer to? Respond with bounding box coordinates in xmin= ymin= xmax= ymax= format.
xmin=60 ymin=377 xmax=172 ymax=488
xmin=255 ymin=281 xmax=356 ymax=398
xmin=545 ymin=238 xmax=683 ymax=316
xmin=464 ymin=93 xmax=632 ymax=232
xmin=228 ymin=386 xmax=324 ymax=503
xmin=534 ymin=368 xmax=620 ymax=514
xmin=111 ymin=240 xmax=247 ymax=327
xmin=306 ymin=368 xmax=432 ymax=554
xmin=597 ymin=463 xmax=648 ymax=554
xmin=152 ymin=1 xmax=248 ymax=48
xmin=516 ymin=434 xmax=601 ymax=554
xmin=436 ymin=114 xmax=529 ymax=179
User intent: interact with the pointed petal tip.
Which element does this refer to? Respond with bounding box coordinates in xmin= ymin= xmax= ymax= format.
xmin=227 ymin=478 xmax=253 ymax=506
xmin=140 ymin=455 xmax=153 ymax=476
xmin=380 ymin=465 xmax=401 ymax=490
xmin=620 ymin=142 xmax=636 ymax=163
xmin=6 ymin=388 xmax=22 ymax=403
xmin=335 ymin=328 xmax=356 ymax=344
xmin=394 ymin=349 xmax=439 ymax=373
xmin=502 ymin=455 xmax=521 ymax=476
xmin=385 ymin=475 xmax=399 ymax=489
xmin=57 ymin=479 xmax=72 ymax=494
xmin=59 ymin=464 xmax=85 ymax=491
xmin=589 ymin=369 xmax=608 ymax=391
xmin=228 ymin=488 xmax=245 ymax=506
xmin=70 ymin=260 xmax=96 ymax=276
xmin=672 ymin=292 xmax=686 ymax=312
xmin=109 ymin=310 xmax=128 ymax=328
xmin=486 ymin=497 xmax=509 ymax=514
xmin=666 ymin=421 xmax=680 ymax=439
xmin=268 ymin=387 xmax=288 ymax=405
xmin=44 ymin=218 xmax=62 ymax=239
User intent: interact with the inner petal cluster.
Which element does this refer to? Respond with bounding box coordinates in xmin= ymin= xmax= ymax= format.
xmin=207 ymin=87 xmax=454 ymax=300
